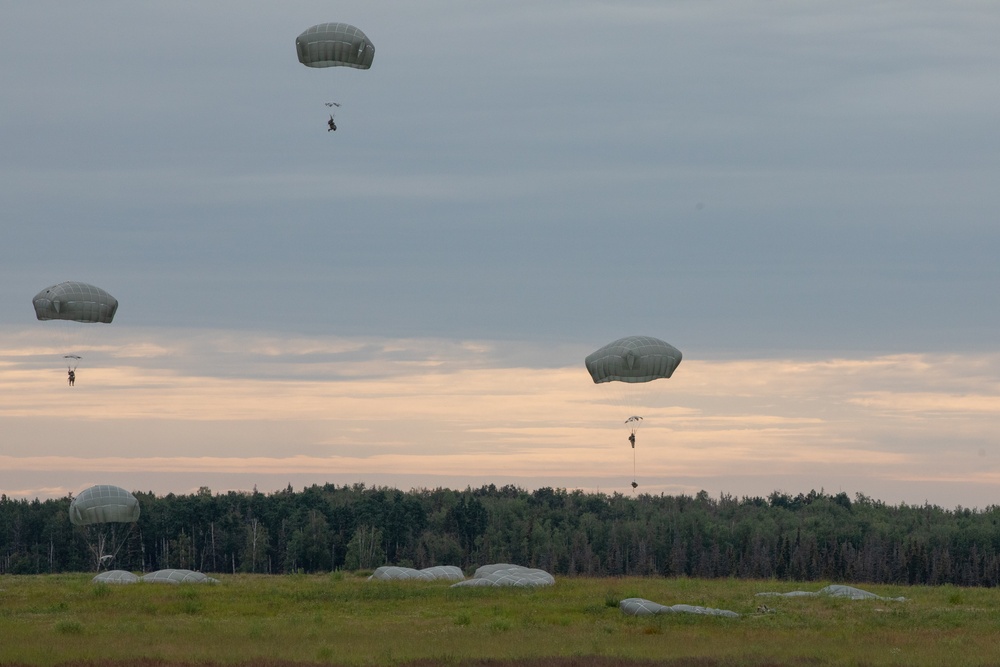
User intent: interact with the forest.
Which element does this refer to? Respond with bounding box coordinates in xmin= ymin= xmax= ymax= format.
xmin=3 ymin=483 xmax=1000 ymax=586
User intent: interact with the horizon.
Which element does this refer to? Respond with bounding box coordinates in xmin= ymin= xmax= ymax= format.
xmin=3 ymin=2 xmax=1000 ymax=512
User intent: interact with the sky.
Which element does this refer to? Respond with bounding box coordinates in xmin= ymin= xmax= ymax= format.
xmin=2 ymin=1 xmax=1000 ymax=508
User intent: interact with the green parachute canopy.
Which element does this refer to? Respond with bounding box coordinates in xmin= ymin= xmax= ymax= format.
xmin=33 ymin=281 xmax=118 ymax=324
xmin=69 ymin=485 xmax=140 ymax=526
xmin=585 ymin=336 xmax=682 ymax=384
xmin=296 ymin=22 xmax=375 ymax=69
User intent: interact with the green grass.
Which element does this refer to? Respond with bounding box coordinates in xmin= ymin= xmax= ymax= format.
xmin=0 ymin=573 xmax=998 ymax=666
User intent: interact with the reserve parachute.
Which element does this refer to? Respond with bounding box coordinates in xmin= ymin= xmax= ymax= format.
xmin=585 ymin=336 xmax=682 ymax=490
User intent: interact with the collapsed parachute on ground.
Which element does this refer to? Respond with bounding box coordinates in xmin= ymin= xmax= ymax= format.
xmin=70 ymin=485 xmax=139 ymax=525
xmin=368 ymin=565 xmax=465 ymax=582
xmin=756 ymin=585 xmax=906 ymax=602
xmin=420 ymin=565 xmax=465 ymax=581
xmin=142 ymin=569 xmax=219 ymax=584
xmin=619 ymin=598 xmax=739 ymax=618
xmin=92 ymin=570 xmax=139 ymax=584
xmin=450 ymin=564 xmax=554 ymax=588
xmin=33 ymin=281 xmax=118 ymax=323
xmin=296 ymin=23 xmax=375 ymax=69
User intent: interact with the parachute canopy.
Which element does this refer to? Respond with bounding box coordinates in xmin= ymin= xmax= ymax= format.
xmin=142 ymin=569 xmax=219 ymax=584
xmin=33 ymin=281 xmax=118 ymax=324
xmin=451 ymin=564 xmax=554 ymax=588
xmin=619 ymin=597 xmax=739 ymax=618
xmin=69 ymin=485 xmax=139 ymax=526
xmin=92 ymin=570 xmax=140 ymax=584
xmin=585 ymin=336 xmax=682 ymax=384
xmin=756 ymin=585 xmax=907 ymax=602
xmin=296 ymin=23 xmax=375 ymax=69
xmin=368 ymin=565 xmax=465 ymax=582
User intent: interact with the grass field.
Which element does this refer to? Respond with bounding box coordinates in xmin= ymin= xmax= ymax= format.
xmin=1 ymin=573 xmax=998 ymax=667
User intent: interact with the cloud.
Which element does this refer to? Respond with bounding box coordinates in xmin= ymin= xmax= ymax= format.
xmin=3 ymin=327 xmax=1000 ymax=506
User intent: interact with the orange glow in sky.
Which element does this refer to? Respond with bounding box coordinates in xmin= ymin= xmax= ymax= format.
xmin=3 ymin=329 xmax=1000 ymax=508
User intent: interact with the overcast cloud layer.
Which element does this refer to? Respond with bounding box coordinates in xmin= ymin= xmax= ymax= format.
xmin=2 ymin=2 xmax=999 ymax=507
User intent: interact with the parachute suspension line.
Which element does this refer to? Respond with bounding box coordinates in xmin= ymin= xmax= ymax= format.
xmin=104 ymin=523 xmax=135 ymax=570
xmin=632 ymin=443 xmax=637 ymax=491
xmin=84 ymin=524 xmax=134 ymax=572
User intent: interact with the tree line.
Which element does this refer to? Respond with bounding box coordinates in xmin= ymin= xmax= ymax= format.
xmin=3 ymin=484 xmax=1000 ymax=586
